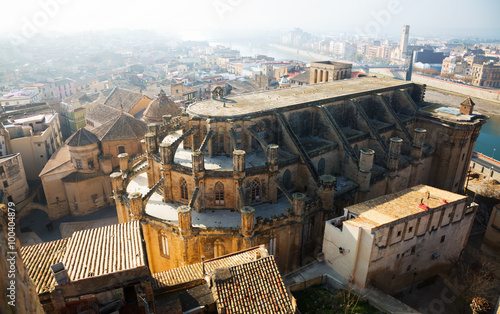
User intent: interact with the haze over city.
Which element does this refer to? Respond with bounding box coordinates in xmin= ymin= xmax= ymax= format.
xmin=1 ymin=0 xmax=500 ymax=40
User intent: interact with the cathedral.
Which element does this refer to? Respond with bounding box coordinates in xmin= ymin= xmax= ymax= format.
xmin=111 ymin=76 xmax=485 ymax=274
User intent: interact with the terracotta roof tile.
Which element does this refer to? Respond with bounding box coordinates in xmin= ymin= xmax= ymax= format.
xmin=65 ymin=128 xmax=99 ymax=147
xmin=152 ymin=246 xmax=268 ymax=290
xmin=212 ymin=256 xmax=293 ymax=314
xmin=93 ymin=114 xmax=148 ymax=141
xmin=20 ymin=238 xmax=69 ymax=294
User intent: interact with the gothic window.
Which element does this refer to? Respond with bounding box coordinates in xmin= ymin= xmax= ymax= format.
xmin=235 ymin=125 xmax=242 ymax=147
xmin=180 ymin=178 xmax=188 ymax=200
xmin=215 ymin=182 xmax=224 ymax=206
xmin=159 ymin=231 xmax=169 ymax=258
xmin=283 ymin=169 xmax=292 ymax=190
xmin=269 ymin=233 xmax=277 ymax=256
xmin=318 ymin=158 xmax=325 ymax=176
xmin=214 ymin=239 xmax=224 ymax=258
xmin=251 ymin=178 xmax=260 ymax=203
xmin=218 ymin=126 xmax=224 ymax=153
xmin=304 ymin=219 xmax=313 ymax=243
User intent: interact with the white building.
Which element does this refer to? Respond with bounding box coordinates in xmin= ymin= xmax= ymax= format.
xmin=323 ymin=185 xmax=476 ymax=293
xmin=0 ymin=88 xmax=40 ymax=109
xmin=0 ymin=114 xmax=63 ymax=180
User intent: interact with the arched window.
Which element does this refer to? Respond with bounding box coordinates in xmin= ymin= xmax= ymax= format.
xmin=314 ymin=69 xmax=318 ymax=83
xmin=180 ymin=178 xmax=188 ymax=200
xmin=269 ymin=233 xmax=277 ymax=256
xmin=215 ymin=182 xmax=224 ymax=205
xmin=319 ymin=70 xmax=323 ymax=82
xmin=235 ymin=124 xmax=242 ymax=147
xmin=218 ymin=126 xmax=224 ymax=153
xmin=283 ymin=169 xmax=292 ymax=190
xmin=318 ymin=158 xmax=325 ymax=176
xmin=251 ymin=178 xmax=260 ymax=202
xmin=324 ymin=71 xmax=329 ymax=82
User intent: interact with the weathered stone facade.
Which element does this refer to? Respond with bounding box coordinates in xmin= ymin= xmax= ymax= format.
xmin=111 ymin=77 xmax=485 ymax=275
xmin=0 ymin=205 xmax=43 ymax=313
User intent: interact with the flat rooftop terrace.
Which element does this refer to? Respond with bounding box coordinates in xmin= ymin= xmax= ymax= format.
xmin=187 ymin=77 xmax=412 ymax=118
xmin=344 ymin=185 xmax=466 ymax=229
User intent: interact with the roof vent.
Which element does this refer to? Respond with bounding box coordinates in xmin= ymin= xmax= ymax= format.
xmin=50 ymin=262 xmax=70 ymax=285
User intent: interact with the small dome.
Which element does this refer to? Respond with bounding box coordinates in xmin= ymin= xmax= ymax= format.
xmin=66 ymin=128 xmax=99 ymax=147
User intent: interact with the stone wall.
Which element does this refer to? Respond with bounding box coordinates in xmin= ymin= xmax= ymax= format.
xmin=0 ymin=204 xmax=43 ymax=313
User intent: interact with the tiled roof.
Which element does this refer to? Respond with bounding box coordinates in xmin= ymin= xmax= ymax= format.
xmin=152 ymin=246 xmax=268 ymax=290
xmin=66 ymin=128 xmax=99 ymax=147
xmin=212 ymin=255 xmax=294 ymax=314
xmin=63 ymin=221 xmax=145 ymax=281
xmin=20 ymin=238 xmax=69 ymax=294
xmin=39 ymin=144 xmax=73 ymax=177
xmin=345 ymin=185 xmax=466 ymax=229
xmin=21 ymin=222 xmax=146 ymax=295
xmin=94 ymin=114 xmax=148 ymax=141
xmin=86 ymin=103 xmax=122 ymax=125
xmin=461 ymin=97 xmax=475 ymax=107
xmin=143 ymin=96 xmax=181 ymax=121
xmin=62 ymin=170 xmax=105 ymax=183
xmin=104 ymin=87 xmax=149 ymax=113
xmin=290 ymin=69 xmax=310 ymax=83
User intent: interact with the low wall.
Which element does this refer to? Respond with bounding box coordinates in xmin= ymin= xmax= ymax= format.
xmin=369 ymin=68 xmax=500 ymax=103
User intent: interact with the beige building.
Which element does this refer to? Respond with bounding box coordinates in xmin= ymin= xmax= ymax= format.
xmin=40 ymin=114 xmax=147 ymax=219
xmin=20 ymin=221 xmax=155 ymax=313
xmin=109 ymin=75 xmax=485 ymax=277
xmin=323 ymin=185 xmax=476 ymax=293
xmin=0 ymin=153 xmax=29 ymax=204
xmin=482 ymin=205 xmax=500 ymax=256
xmin=309 ymin=61 xmax=352 ymax=83
xmin=0 ymin=113 xmax=63 ymax=180
xmin=472 ymin=61 xmax=500 ymax=87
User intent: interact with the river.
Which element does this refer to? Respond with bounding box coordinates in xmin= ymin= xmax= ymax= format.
xmin=209 ymin=41 xmax=500 ymax=158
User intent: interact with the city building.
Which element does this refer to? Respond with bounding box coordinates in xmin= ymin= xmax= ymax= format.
xmin=40 ymin=114 xmax=147 ymax=219
xmin=323 ymin=185 xmax=476 ymax=293
xmin=472 ymin=61 xmax=500 ymax=87
xmin=0 ymin=113 xmax=63 ymax=180
xmin=0 ymin=88 xmax=40 ymax=109
xmin=441 ymin=56 xmax=467 ymax=75
xmin=392 ymin=25 xmax=410 ymax=61
xmin=481 ymin=205 xmax=500 ymax=256
xmin=309 ymin=61 xmax=352 ymax=83
xmin=53 ymin=78 xmax=76 ymax=100
xmin=0 ymin=153 xmax=29 ymax=204
xmin=110 ymin=75 xmax=485 ymax=276
xmin=20 ymin=221 xmax=155 ymax=313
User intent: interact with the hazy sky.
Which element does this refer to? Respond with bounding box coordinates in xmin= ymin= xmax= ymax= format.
xmin=1 ymin=0 xmax=499 ymax=40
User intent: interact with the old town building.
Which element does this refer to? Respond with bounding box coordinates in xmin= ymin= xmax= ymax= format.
xmin=20 ymin=221 xmax=155 ymax=313
xmin=40 ymin=114 xmax=147 ymax=219
xmin=309 ymin=61 xmax=352 ymax=83
xmin=323 ymin=185 xmax=476 ymax=293
xmin=0 ymin=153 xmax=29 ymax=204
xmin=471 ymin=61 xmax=500 ymax=87
xmin=110 ymin=76 xmax=485 ymax=275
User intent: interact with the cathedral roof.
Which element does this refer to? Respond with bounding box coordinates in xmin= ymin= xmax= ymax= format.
xmin=66 ymin=127 xmax=99 ymax=147
xmin=94 ymin=113 xmax=148 ymax=142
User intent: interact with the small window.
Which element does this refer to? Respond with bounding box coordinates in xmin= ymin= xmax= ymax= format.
xmin=408 ymin=226 xmax=413 ymax=233
xmin=76 ymin=159 xmax=83 ymax=170
xmin=88 ymin=160 xmax=94 ymax=169
xmin=396 ymin=254 xmax=400 ymax=260
xmin=118 ymin=146 xmax=126 ymax=154
xmin=407 ymin=265 xmax=411 ymax=271
xmin=397 ymin=230 xmax=401 ymax=237
xmin=40 ymin=155 xmax=44 ymax=158
xmin=180 ymin=178 xmax=188 ymax=200
xmin=411 ymin=246 xmax=416 ymax=254
xmin=214 ymin=182 xmax=224 ymax=205
xmin=440 ymin=235 xmax=445 ymax=243
xmin=160 ymin=232 xmax=169 ymax=258
xmin=37 ymin=143 xmax=41 ymax=147
xmin=0 ymin=166 xmax=4 ymax=175
xmin=3 ymin=181 xmax=8 ymax=188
